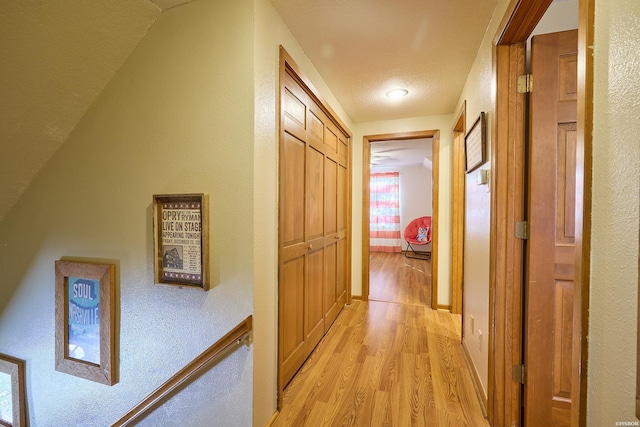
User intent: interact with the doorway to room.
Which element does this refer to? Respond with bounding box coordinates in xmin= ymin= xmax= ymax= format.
xmin=362 ymin=130 xmax=440 ymax=310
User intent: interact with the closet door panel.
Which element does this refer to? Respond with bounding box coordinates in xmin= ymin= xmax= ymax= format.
xmin=325 ymin=157 xmax=338 ymax=236
xmin=324 ymin=241 xmax=339 ymax=329
xmin=307 ymin=146 xmax=325 ymax=241
xmin=280 ymin=256 xmax=306 ymax=386
xmin=337 ymin=237 xmax=347 ymax=304
xmin=282 ymin=133 xmax=305 ymax=249
xmin=305 ymin=248 xmax=325 ymax=356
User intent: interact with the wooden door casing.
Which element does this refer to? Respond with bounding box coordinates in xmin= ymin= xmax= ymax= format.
xmin=525 ymin=29 xmax=578 ymax=427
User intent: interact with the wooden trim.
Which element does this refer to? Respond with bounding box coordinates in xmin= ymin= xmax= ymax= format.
xmin=495 ymin=0 xmax=553 ymax=45
xmin=265 ymin=411 xmax=280 ymax=427
xmin=489 ymin=42 xmax=527 ymax=427
xmin=111 ymin=316 xmax=253 ymax=427
xmin=361 ymin=130 xmax=439 ymax=309
xmin=451 ymin=102 xmax=466 ymax=315
xmin=362 ymin=138 xmax=371 ymax=302
xmin=431 ymin=131 xmax=440 ymax=309
xmin=462 ymin=338 xmax=489 ymax=413
xmin=436 ymin=304 xmax=451 ymax=311
xmin=276 ymin=47 xmax=287 ymax=411
xmin=572 ymin=0 xmax=594 ymax=425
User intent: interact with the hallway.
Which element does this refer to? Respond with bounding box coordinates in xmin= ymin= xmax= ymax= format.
xmin=273 ymin=253 xmax=487 ymax=426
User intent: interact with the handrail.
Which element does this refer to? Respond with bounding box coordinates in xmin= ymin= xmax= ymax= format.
xmin=112 ymin=315 xmax=253 ymax=427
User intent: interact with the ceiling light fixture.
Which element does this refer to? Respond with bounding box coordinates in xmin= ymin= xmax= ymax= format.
xmin=385 ymin=88 xmax=409 ymax=99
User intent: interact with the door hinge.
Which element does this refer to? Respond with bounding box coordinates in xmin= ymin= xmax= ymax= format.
xmin=515 ymin=221 xmax=529 ymax=240
xmin=517 ymin=74 xmax=533 ymax=93
xmin=512 ymin=364 xmax=527 ymax=385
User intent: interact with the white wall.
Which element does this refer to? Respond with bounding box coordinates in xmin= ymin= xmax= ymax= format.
xmin=588 ymin=0 xmax=640 ymax=424
xmin=253 ymin=0 xmax=353 ymax=424
xmin=371 ymin=164 xmax=433 ymax=252
xmin=454 ymin=0 xmax=512 ymax=395
xmin=0 ymin=1 xmax=254 ymax=425
xmin=351 ymin=115 xmax=453 ymax=305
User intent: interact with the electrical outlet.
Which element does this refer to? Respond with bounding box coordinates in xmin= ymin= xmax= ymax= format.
xmin=470 ymin=315 xmax=475 ymax=333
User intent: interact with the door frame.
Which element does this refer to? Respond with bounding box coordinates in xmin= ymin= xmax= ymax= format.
xmin=362 ymin=130 xmax=440 ymax=309
xmin=488 ymin=1 xmax=594 ymax=426
xmin=451 ymin=102 xmax=466 ymax=315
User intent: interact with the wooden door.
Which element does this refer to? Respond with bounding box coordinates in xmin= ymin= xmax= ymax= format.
xmin=525 ymin=29 xmax=578 ymax=427
xmin=279 ymin=71 xmax=310 ymax=387
xmin=279 ymin=62 xmax=350 ymax=390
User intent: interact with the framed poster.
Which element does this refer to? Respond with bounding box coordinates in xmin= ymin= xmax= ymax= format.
xmin=0 ymin=354 xmax=26 ymax=427
xmin=465 ymin=111 xmax=487 ymax=173
xmin=153 ymin=193 xmax=210 ymax=290
xmin=55 ymin=260 xmax=116 ymax=385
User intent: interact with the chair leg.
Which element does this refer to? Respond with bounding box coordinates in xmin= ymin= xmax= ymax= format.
xmin=405 ymin=242 xmax=431 ymax=260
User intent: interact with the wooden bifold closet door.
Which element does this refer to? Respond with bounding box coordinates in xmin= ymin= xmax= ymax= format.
xmin=278 ymin=64 xmax=350 ymax=390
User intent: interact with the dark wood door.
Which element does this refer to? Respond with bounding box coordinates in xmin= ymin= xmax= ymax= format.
xmin=525 ymin=29 xmax=578 ymax=427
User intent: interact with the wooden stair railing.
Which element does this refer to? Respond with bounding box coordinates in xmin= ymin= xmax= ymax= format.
xmin=112 ymin=315 xmax=253 ymax=427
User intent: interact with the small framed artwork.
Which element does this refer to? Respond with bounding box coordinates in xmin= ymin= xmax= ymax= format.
xmin=0 ymin=354 xmax=27 ymax=427
xmin=465 ymin=111 xmax=487 ymax=173
xmin=153 ymin=193 xmax=210 ymax=290
xmin=55 ymin=260 xmax=116 ymax=385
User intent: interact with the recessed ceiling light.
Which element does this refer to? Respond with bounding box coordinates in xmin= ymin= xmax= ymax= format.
xmin=386 ymin=88 xmax=409 ymax=99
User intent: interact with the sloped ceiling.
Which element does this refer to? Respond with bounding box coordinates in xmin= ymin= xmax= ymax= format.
xmin=0 ymin=0 xmax=190 ymax=221
xmin=0 ymin=0 xmax=497 ymax=221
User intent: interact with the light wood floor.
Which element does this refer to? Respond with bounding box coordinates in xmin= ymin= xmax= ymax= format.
xmin=273 ymin=254 xmax=488 ymax=427
xmin=369 ymin=252 xmax=431 ymax=306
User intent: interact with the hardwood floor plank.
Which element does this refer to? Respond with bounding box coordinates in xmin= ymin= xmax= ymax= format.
xmin=273 ymin=300 xmax=489 ymax=426
xmin=369 ymin=253 xmax=431 ymax=306
xmin=274 ymin=252 xmax=483 ymax=426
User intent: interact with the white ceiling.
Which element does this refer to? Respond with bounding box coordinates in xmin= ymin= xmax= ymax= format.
xmin=270 ymin=0 xmax=499 ymax=123
xmin=371 ymin=138 xmax=432 ymax=169
xmin=0 ymin=0 xmax=498 ymax=220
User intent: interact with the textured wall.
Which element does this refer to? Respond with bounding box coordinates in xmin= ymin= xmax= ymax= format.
xmin=0 ymin=0 xmax=161 ymax=221
xmin=0 ymin=0 xmax=254 ymax=425
xmin=588 ymin=0 xmax=640 ymax=424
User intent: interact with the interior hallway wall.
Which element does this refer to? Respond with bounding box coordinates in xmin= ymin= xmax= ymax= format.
xmin=0 ymin=0 xmax=254 ymax=425
xmin=587 ymin=0 xmax=640 ymax=423
xmin=253 ymin=0 xmax=354 ymax=424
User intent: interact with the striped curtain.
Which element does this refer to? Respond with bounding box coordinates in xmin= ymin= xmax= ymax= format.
xmin=370 ymin=172 xmax=401 ymax=252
